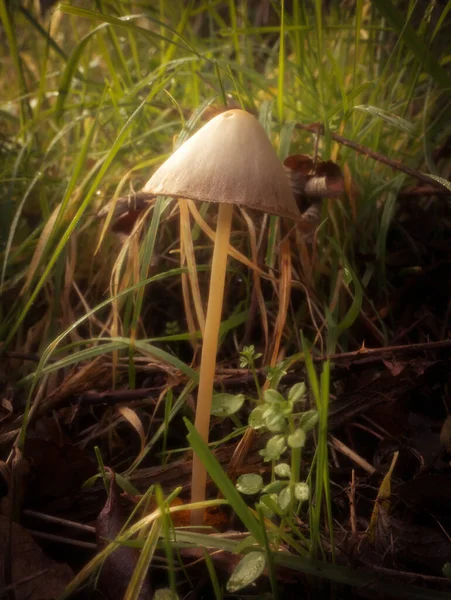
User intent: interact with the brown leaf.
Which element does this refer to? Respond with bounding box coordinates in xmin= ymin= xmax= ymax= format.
xmin=96 ymin=474 xmax=151 ymax=600
xmin=23 ymin=419 xmax=96 ymax=507
xmin=0 ymin=515 xmax=74 ymax=599
xmin=382 ymin=358 xmax=406 ymax=377
xmin=117 ymin=406 xmax=146 ymax=453
xmin=0 ymin=397 xmax=13 ymax=423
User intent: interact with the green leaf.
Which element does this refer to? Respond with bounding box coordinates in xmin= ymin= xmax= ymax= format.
xmin=354 ymin=105 xmax=414 ymax=134
xmin=211 ymin=393 xmax=245 ymax=417
xmin=185 ymin=419 xmax=263 ymax=544
xmin=288 ymin=382 xmax=307 ymax=404
xmin=263 ymin=389 xmax=285 ymax=405
xmin=260 ymin=493 xmax=282 ymax=518
xmin=226 ymin=551 xmax=266 ymax=593
xmin=249 ymin=405 xmax=266 ymax=430
xmin=287 ymin=428 xmax=306 ymax=449
xmin=274 ymin=463 xmax=291 ymax=478
xmin=299 ymin=409 xmax=319 ymax=432
xmin=127 ymin=338 xmax=198 ymax=383
xmin=294 ymin=482 xmax=309 ymax=502
xmin=265 ymin=360 xmax=289 ymax=389
xmin=372 ymin=0 xmax=451 ymax=89
xmin=234 ymin=535 xmax=259 ymax=555
xmin=443 ymin=563 xmax=451 ymax=579
xmin=423 ymin=173 xmax=451 ymax=193
xmin=263 ymin=406 xmax=286 ymax=433
xmin=262 ymin=480 xmax=286 ymax=494
xmin=278 ymin=486 xmax=292 ymax=511
xmin=55 ymin=22 xmax=110 ymax=120
xmin=260 ymin=434 xmax=287 ymax=462
xmin=256 ymin=499 xmax=274 ymax=519
xmin=153 ymin=590 xmax=179 ymax=600
xmin=236 ymin=474 xmax=264 ymax=496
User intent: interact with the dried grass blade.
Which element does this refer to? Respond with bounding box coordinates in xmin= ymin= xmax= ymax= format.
xmin=241 ymin=208 xmax=269 ymax=362
xmin=269 ymin=238 xmax=292 ymax=365
xmin=187 ymin=200 xmax=275 ymax=282
xmin=179 ymin=199 xmax=205 ymax=335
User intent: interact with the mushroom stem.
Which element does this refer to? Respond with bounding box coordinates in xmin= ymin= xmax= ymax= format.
xmin=190 ymin=202 xmax=234 ymax=525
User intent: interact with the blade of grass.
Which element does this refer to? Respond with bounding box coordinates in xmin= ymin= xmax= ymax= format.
xmin=372 ymin=0 xmax=451 ymax=88
xmin=4 ymin=94 xmax=150 ymax=351
xmin=185 ymin=418 xmax=263 ymax=544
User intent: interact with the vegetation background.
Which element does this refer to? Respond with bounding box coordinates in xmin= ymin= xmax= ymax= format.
xmin=1 ymin=1 xmax=451 ymax=599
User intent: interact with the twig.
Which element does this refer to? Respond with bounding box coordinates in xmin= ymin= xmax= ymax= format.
xmin=296 ymin=123 xmax=448 ymax=191
xmin=79 ymin=387 xmax=157 ymax=406
xmin=330 ymin=435 xmax=376 ymax=475
xmin=1 ymin=350 xmax=56 ymax=364
xmin=315 ymin=338 xmax=451 ymax=363
xmin=349 ymin=469 xmax=357 ymax=537
xmin=399 ymin=184 xmax=451 ymax=197
xmin=24 ymin=509 xmax=96 ymax=534
xmin=28 ymin=529 xmax=97 ymax=550
xmin=1 ymin=570 xmax=49 ymax=594
xmin=361 ymin=561 xmax=451 ymax=585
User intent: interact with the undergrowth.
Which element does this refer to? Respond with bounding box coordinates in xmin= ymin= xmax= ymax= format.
xmin=1 ymin=1 xmax=451 ymax=598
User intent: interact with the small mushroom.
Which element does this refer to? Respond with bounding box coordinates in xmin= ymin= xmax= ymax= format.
xmin=143 ymin=109 xmax=300 ymax=524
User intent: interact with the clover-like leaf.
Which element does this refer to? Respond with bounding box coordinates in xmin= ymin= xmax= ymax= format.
xmin=263 ymin=389 xmax=285 ymax=405
xmin=288 ymin=382 xmax=306 ymax=404
xmin=263 ymin=406 xmax=286 ymax=432
xmin=211 ymin=393 xmax=245 ymax=417
xmin=287 ymin=428 xmax=306 ymax=448
xmin=294 ymin=482 xmax=309 ymax=502
xmin=249 ymin=405 xmax=266 ymax=430
xmin=278 ymin=486 xmax=292 ymax=511
xmin=274 ymin=463 xmax=291 ymax=478
xmin=260 ymin=434 xmax=287 ymax=462
xmin=299 ymin=409 xmax=319 ymax=432
xmin=236 ymin=473 xmax=264 ymax=495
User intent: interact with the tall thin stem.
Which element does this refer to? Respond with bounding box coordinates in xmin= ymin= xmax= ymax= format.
xmin=190 ymin=202 xmax=234 ymax=525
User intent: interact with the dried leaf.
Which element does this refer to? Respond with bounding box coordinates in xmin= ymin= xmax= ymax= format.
xmin=118 ymin=406 xmax=146 ymax=453
xmin=0 ymin=515 xmax=73 ymax=599
xmin=382 ymin=359 xmax=406 ymax=377
xmin=96 ymin=475 xmax=151 ymax=599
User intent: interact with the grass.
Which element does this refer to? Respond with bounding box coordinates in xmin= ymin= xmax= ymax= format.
xmin=1 ymin=0 xmax=451 ymax=598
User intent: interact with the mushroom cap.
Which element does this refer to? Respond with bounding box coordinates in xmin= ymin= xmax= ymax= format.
xmin=143 ymin=109 xmax=301 ymax=220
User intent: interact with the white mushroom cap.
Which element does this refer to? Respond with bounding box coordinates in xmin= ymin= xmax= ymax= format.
xmin=143 ymin=109 xmax=301 ymax=220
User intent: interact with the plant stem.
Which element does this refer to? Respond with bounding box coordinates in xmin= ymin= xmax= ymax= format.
xmin=190 ymin=202 xmax=234 ymax=525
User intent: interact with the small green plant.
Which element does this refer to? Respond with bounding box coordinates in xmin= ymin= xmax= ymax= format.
xmin=208 ymin=347 xmax=317 ymax=521
xmin=239 ymin=344 xmax=263 ymax=400
xmin=203 ymin=354 xmax=319 ymax=592
xmin=164 ymin=320 xmax=180 ymax=336
xmin=236 ymin=379 xmax=317 ymax=518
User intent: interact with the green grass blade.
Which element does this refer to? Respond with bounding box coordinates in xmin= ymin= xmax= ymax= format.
xmin=185 ymin=419 xmax=263 ymax=544
xmin=372 ymin=0 xmax=451 ymax=88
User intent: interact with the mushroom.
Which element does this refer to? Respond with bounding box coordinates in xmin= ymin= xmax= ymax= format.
xmin=143 ymin=109 xmax=300 ymax=524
